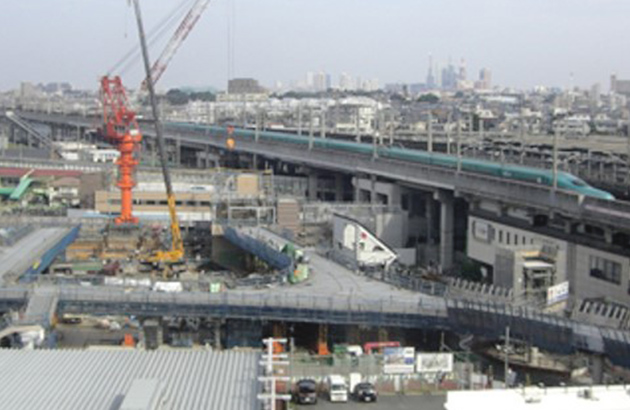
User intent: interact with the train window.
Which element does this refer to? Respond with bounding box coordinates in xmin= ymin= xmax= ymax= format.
xmin=571 ymin=178 xmax=587 ymax=187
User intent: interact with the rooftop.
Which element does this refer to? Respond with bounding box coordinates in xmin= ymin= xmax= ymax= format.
xmin=0 ymin=349 xmax=260 ymax=410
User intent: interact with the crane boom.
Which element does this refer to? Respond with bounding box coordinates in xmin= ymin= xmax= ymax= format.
xmin=141 ymin=0 xmax=211 ymax=91
xmin=133 ymin=0 xmax=184 ymax=263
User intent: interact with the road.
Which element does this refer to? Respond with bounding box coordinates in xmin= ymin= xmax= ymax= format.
xmin=0 ymin=227 xmax=69 ymax=284
xmin=238 ymin=227 xmax=444 ymax=306
xmin=296 ymin=394 xmax=446 ymax=410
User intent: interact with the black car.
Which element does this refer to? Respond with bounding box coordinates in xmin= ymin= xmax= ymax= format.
xmin=353 ymin=382 xmax=377 ymax=402
xmin=294 ymin=379 xmax=318 ymax=405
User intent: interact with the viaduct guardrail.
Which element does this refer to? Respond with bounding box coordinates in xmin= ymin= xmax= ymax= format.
xmin=0 ymin=285 xmax=629 ymax=367
xmin=17 ymin=112 xmax=630 ymax=232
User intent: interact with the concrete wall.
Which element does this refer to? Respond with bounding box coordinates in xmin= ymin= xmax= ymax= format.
xmin=573 ymin=244 xmax=630 ymax=304
xmin=375 ymin=212 xmax=407 ymax=248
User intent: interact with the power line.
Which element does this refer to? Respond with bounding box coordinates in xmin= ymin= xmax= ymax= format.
xmin=108 ymin=0 xmax=195 ymax=76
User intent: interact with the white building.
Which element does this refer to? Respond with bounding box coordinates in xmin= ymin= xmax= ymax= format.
xmin=468 ymin=214 xmax=630 ymax=306
xmin=446 ymin=385 xmax=630 ymax=410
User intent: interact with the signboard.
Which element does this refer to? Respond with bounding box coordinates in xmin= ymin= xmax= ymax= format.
xmin=472 ymin=221 xmax=492 ymax=243
xmin=547 ymin=281 xmax=569 ymax=306
xmin=383 ymin=347 xmax=415 ymax=374
xmin=416 ymin=353 xmax=454 ymax=373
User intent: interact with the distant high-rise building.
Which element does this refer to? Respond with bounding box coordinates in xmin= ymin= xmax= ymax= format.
xmin=590 ymin=83 xmax=601 ymax=102
xmin=441 ymin=63 xmax=458 ymax=90
xmin=313 ymin=71 xmax=328 ymax=92
xmin=227 ymin=78 xmax=266 ymax=94
xmin=610 ymin=73 xmax=630 ymax=96
xmin=339 ymin=72 xmax=354 ymax=91
xmin=458 ymin=59 xmax=467 ymax=82
xmin=306 ymin=72 xmax=316 ymax=90
xmin=426 ymin=54 xmax=436 ymax=89
xmin=476 ymin=68 xmax=492 ymax=90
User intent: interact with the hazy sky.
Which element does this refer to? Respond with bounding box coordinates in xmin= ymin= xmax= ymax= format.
xmin=1 ymin=0 xmax=629 ymax=92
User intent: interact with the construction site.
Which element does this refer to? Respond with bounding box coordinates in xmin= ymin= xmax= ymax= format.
xmin=4 ymin=1 xmax=630 ymax=409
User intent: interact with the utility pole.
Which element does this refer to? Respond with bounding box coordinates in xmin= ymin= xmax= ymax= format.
xmin=309 ymin=107 xmax=314 ymax=150
xmin=297 ymin=103 xmax=303 ymax=135
xmin=553 ymin=126 xmax=559 ymax=189
xmin=428 ymin=110 xmax=433 ymax=153
xmin=457 ymin=115 xmax=462 ymax=173
xmin=320 ymin=107 xmax=326 ymax=139
xmin=504 ymin=326 xmax=510 ymax=388
xmin=389 ymin=112 xmax=394 ymax=146
xmin=626 ymin=121 xmax=630 ymax=188
xmin=446 ymin=111 xmax=452 ymax=155
xmin=255 ymin=106 xmax=261 ymax=143
xmin=355 ymin=106 xmax=361 ymax=142
xmin=258 ymin=338 xmax=291 ymax=410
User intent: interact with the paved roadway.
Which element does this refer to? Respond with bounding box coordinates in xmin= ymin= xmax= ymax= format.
xmin=0 ymin=227 xmax=69 ymax=284
xmin=296 ymin=394 xmax=446 ymax=410
xmin=237 ymin=227 xmax=444 ymax=307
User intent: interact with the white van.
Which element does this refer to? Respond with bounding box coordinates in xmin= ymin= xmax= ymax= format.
xmin=326 ymin=375 xmax=348 ymax=402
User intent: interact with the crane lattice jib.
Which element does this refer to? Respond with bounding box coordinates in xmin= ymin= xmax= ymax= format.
xmin=100 ymin=76 xmax=139 ymax=140
xmin=141 ymin=0 xmax=211 ymax=91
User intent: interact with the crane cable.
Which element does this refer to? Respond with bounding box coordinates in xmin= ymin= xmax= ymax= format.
xmin=108 ymin=0 xmax=196 ymax=76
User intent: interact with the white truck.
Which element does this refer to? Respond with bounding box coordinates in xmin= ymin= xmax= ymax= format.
xmin=326 ymin=375 xmax=348 ymax=402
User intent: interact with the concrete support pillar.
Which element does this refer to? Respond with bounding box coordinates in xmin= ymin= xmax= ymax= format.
xmin=425 ymin=195 xmax=434 ymax=246
xmin=317 ymin=324 xmax=330 ymax=356
xmin=353 ymin=176 xmax=361 ymax=203
xmin=175 ymin=139 xmax=181 ymax=166
xmin=591 ymin=354 xmax=604 ymax=384
xmin=335 ymin=174 xmax=345 ymax=202
xmin=389 ymin=184 xmax=402 ymax=207
xmin=370 ymin=174 xmax=377 ymax=205
xmin=307 ymin=171 xmax=318 ymax=201
xmin=604 ymin=228 xmax=613 ymax=245
xmin=435 ymin=190 xmax=455 ymax=271
xmin=214 ymin=320 xmax=222 ymax=350
xmin=152 ymin=142 xmax=157 ymax=167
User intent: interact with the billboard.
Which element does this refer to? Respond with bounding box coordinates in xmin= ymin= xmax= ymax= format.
xmin=547 ymin=281 xmax=569 ymax=306
xmin=383 ymin=347 xmax=415 ymax=374
xmin=416 ymin=353 xmax=454 ymax=373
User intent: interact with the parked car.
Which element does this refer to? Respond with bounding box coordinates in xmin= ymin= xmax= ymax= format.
xmin=294 ymin=379 xmax=318 ymax=405
xmin=326 ymin=375 xmax=348 ymax=402
xmin=353 ymin=382 xmax=377 ymax=402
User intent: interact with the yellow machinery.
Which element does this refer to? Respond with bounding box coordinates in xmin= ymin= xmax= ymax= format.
xmin=132 ymin=0 xmax=184 ymax=267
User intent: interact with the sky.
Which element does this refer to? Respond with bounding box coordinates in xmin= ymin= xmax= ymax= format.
xmin=1 ymin=0 xmax=629 ymax=92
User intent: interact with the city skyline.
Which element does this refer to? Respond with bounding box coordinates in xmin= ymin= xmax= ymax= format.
xmin=2 ymin=0 xmax=630 ymax=92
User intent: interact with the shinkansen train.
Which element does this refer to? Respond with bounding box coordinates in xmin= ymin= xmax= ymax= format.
xmin=165 ymin=122 xmax=615 ymax=200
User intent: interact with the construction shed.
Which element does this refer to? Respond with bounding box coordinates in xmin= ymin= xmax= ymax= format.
xmin=0 ymin=349 xmax=261 ymax=410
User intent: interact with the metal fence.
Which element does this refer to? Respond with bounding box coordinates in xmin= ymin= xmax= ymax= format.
xmin=287 ymin=351 xmax=484 ymax=394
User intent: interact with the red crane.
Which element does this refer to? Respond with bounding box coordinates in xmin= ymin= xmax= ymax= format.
xmin=100 ymin=76 xmax=141 ymax=225
xmin=100 ymin=0 xmax=211 ymax=225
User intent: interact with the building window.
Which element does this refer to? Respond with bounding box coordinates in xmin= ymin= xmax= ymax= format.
xmin=506 ymin=232 xmax=511 ymax=245
xmin=499 ymin=230 xmax=503 ymax=244
xmin=589 ymin=255 xmax=622 ymax=285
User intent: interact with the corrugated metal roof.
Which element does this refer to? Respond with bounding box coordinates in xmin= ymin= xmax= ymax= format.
xmin=0 ymin=349 xmax=260 ymax=410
